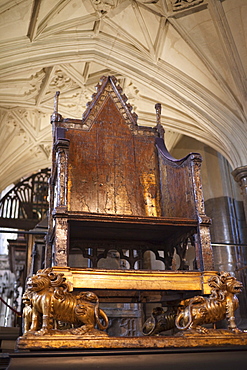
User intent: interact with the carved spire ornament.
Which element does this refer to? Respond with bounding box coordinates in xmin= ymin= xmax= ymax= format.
xmin=51 ymin=91 xmax=63 ymax=122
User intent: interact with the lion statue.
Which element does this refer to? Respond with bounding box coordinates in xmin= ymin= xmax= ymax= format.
xmin=175 ymin=271 xmax=243 ymax=333
xmin=22 ymin=268 xmax=108 ymax=336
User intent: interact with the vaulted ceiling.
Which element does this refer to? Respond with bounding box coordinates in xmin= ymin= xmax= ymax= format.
xmin=0 ymin=0 xmax=246 ymax=191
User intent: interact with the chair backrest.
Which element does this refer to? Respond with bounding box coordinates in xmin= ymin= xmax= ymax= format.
xmin=57 ymin=76 xmax=199 ymax=220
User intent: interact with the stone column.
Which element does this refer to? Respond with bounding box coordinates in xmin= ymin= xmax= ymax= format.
xmin=232 ymin=166 xmax=247 ymax=222
xmin=232 ymin=165 xmax=247 ymax=328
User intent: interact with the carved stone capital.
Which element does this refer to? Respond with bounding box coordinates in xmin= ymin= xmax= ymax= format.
xmin=232 ymin=166 xmax=247 ymax=188
xmin=232 ymin=165 xmax=247 ymax=222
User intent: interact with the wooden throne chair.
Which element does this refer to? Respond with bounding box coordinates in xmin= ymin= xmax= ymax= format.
xmin=18 ymin=76 xmax=218 ymax=350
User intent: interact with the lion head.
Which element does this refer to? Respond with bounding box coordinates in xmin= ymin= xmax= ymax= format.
xmin=26 ymin=268 xmax=69 ymax=299
xmin=208 ymin=271 xmax=243 ymax=301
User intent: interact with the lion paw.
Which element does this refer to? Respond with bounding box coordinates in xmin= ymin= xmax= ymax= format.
xmin=71 ymin=325 xmax=92 ymax=335
xmin=34 ymin=328 xmax=51 ymax=336
xmin=231 ymin=327 xmax=242 ymax=334
xmin=23 ymin=330 xmax=36 ymax=336
xmin=194 ymin=326 xmax=209 ymax=334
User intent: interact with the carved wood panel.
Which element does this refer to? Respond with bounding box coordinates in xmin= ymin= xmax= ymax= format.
xmin=67 ymin=95 xmax=160 ymax=217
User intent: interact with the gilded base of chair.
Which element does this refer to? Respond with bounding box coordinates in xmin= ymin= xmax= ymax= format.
xmin=16 ymin=330 xmax=247 ymax=350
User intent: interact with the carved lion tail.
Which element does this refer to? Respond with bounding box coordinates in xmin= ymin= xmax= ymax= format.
xmin=95 ymin=308 xmax=109 ymax=330
xmin=175 ymin=304 xmax=193 ymax=331
xmin=175 ymin=296 xmax=205 ymax=331
xmin=142 ymin=313 xmax=156 ymax=336
xmin=175 ymin=311 xmax=190 ymax=330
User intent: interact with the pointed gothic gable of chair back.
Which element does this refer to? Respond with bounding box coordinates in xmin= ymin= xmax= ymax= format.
xmin=65 ymin=76 xmax=162 ymax=217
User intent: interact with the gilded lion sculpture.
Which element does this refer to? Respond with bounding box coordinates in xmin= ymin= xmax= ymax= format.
xmin=22 ymin=268 xmax=108 ymax=336
xmin=175 ymin=271 xmax=243 ymax=333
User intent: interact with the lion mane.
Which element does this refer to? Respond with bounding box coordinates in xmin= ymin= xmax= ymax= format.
xmin=175 ymin=271 xmax=243 ymax=333
xmin=23 ymin=268 xmax=108 ymax=336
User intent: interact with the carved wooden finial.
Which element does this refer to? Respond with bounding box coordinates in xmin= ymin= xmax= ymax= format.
xmin=54 ymin=91 xmax=60 ymax=113
xmin=51 ymin=91 xmax=62 ymax=122
xmin=155 ymin=103 xmax=161 ymax=126
xmin=155 ymin=103 xmax=164 ymax=138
